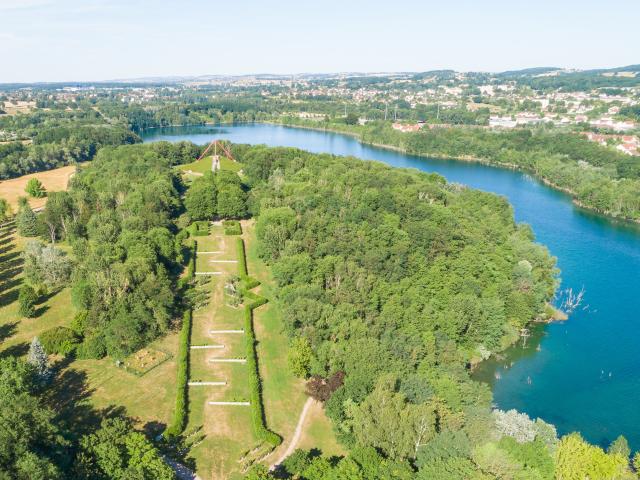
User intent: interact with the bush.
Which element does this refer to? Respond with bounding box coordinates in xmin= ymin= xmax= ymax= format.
xmin=18 ymin=284 xmax=38 ymax=317
xmin=70 ymin=310 xmax=88 ymax=336
xmin=223 ymin=220 xmax=242 ymax=235
xmin=76 ymin=334 xmax=107 ymax=359
xmin=25 ymin=178 xmax=46 ymax=198
xmin=165 ymin=308 xmax=192 ymax=438
xmin=188 ymin=221 xmax=209 ymax=237
xmin=40 ymin=326 xmax=80 ymax=356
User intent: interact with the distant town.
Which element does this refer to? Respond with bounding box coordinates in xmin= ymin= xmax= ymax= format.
xmin=2 ymin=66 xmax=639 ymax=156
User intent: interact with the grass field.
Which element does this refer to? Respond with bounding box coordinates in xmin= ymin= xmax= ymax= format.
xmin=177 ymin=155 xmax=243 ymax=176
xmin=0 ymin=222 xmax=179 ymax=436
xmin=184 ymin=221 xmax=341 ymax=479
xmin=186 ymin=224 xmax=260 ymax=479
xmin=0 ymin=164 xmax=77 ymax=211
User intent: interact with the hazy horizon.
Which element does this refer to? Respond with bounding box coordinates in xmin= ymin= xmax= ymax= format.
xmin=1 ymin=0 xmax=639 ymax=83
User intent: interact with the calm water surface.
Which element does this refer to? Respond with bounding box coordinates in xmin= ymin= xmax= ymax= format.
xmin=142 ymin=124 xmax=640 ymax=449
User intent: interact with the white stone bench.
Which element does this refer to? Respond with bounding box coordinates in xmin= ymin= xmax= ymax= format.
xmin=188 ymin=381 xmax=226 ymax=386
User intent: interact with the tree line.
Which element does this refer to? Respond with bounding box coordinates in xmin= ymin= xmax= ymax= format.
xmin=222 ymin=144 xmax=640 ymax=479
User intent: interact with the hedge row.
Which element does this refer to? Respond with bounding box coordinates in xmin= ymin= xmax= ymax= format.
xmin=236 ymin=237 xmax=248 ymax=276
xmin=165 ymin=309 xmax=192 ymax=438
xmin=244 ymin=302 xmax=280 ymax=447
xmin=223 ymin=220 xmax=242 ymax=235
xmin=189 ymin=221 xmax=209 ymax=237
xmin=238 ymin=237 xmax=281 ymax=447
xmin=165 ymin=240 xmax=196 ymax=438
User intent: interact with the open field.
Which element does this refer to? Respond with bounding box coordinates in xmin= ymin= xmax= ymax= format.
xmin=0 ymin=164 xmax=77 ymax=211
xmin=179 ymin=155 xmax=213 ymax=174
xmin=1 ymin=101 xmax=36 ymax=115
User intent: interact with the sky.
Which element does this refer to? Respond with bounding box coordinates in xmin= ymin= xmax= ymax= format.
xmin=0 ymin=0 xmax=638 ymax=83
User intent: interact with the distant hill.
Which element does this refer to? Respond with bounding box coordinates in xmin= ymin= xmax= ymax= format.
xmin=498 ymin=67 xmax=562 ymax=77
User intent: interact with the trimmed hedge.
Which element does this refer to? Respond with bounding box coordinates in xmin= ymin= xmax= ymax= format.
xmin=238 ymin=237 xmax=281 ymax=447
xmin=165 ymin=309 xmax=192 ymax=438
xmin=165 ymin=240 xmax=196 ymax=438
xmin=244 ymin=302 xmax=280 ymax=446
xmin=223 ymin=220 xmax=242 ymax=235
xmin=236 ymin=237 xmax=248 ymax=277
xmin=188 ymin=221 xmax=209 ymax=237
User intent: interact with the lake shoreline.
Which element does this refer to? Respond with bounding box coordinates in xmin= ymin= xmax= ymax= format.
xmin=267 ymin=120 xmax=640 ymax=226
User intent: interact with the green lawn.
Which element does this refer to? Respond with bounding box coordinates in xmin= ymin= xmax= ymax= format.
xmin=176 ymin=155 xmax=243 ymax=175
xmin=178 ymin=156 xmax=212 ymax=174
xmin=220 ymin=156 xmax=243 ymax=173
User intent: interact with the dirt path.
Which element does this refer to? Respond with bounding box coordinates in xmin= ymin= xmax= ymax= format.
xmin=270 ymin=397 xmax=314 ymax=470
xmin=164 ymin=457 xmax=202 ymax=480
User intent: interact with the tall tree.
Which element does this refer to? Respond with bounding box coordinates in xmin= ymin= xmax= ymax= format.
xmin=16 ymin=198 xmax=40 ymax=237
xmin=26 ymin=337 xmax=51 ymax=383
xmin=184 ymin=173 xmax=216 ymax=221
xmin=0 ymin=357 xmax=67 ymax=480
xmin=75 ymin=417 xmax=176 ymax=480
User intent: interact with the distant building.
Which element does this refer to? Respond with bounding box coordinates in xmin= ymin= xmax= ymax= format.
xmin=590 ymin=117 xmax=636 ymax=132
xmin=392 ymin=123 xmax=423 ymax=133
xmin=489 ymin=116 xmax=517 ymax=128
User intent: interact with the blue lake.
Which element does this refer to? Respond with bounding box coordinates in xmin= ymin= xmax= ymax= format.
xmin=142 ymin=123 xmax=640 ymax=449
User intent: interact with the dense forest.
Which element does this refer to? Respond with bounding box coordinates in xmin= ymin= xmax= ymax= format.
xmin=278 ymin=118 xmax=640 ymax=222
xmin=222 ymin=145 xmax=640 ymax=479
xmin=0 ymin=108 xmax=139 ymax=179
xmin=226 ymin=145 xmax=639 ymax=479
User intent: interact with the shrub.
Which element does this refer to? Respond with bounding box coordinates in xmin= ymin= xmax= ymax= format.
xmin=70 ymin=310 xmax=88 ymax=336
xmin=25 ymin=178 xmax=46 ymax=198
xmin=76 ymin=334 xmax=107 ymax=359
xmin=40 ymin=326 xmax=80 ymax=356
xmin=287 ymin=337 xmax=313 ymax=378
xmin=188 ymin=221 xmax=209 ymax=237
xmin=223 ymin=220 xmax=242 ymax=235
xmin=18 ymin=284 xmax=38 ymax=317
xmin=165 ymin=308 xmax=192 ymax=438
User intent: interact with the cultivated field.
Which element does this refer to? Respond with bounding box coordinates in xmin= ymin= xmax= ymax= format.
xmin=0 ymin=164 xmax=77 ymax=211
